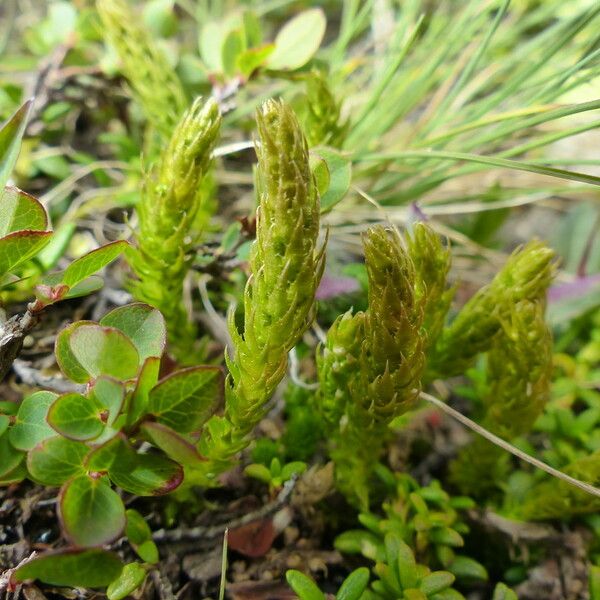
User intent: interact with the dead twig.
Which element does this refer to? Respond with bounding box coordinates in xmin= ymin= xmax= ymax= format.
xmin=152 ymin=476 xmax=297 ymax=543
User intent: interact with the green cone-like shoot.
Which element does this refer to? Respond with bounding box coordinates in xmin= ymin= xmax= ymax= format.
xmin=451 ymin=299 xmax=553 ymax=497
xmin=301 ymin=71 xmax=347 ymax=148
xmin=318 ymin=226 xmax=426 ymax=507
xmin=130 ymin=97 xmax=221 ymax=358
xmin=431 ymin=240 xmax=555 ymax=377
xmin=194 ymin=99 xmax=324 ymax=482
xmin=407 ymin=223 xmax=454 ymax=353
xmin=359 ymin=226 xmax=425 ymax=423
xmin=225 ymin=99 xmax=325 ymax=433
xmin=97 ymin=0 xmax=187 ymax=139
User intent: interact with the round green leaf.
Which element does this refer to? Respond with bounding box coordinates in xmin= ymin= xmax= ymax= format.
xmin=59 ymin=475 xmax=126 ymax=547
xmin=57 ymin=323 xmax=140 ymax=383
xmin=0 ymin=461 xmax=27 ymax=485
xmin=47 ymin=392 xmax=105 ymax=441
xmin=90 ymin=376 xmax=125 ymax=426
xmin=100 ymin=303 xmax=166 ymax=362
xmin=27 ymin=436 xmax=88 ymax=486
xmin=0 ymin=433 xmax=25 ymax=478
xmin=12 ymin=549 xmax=123 ymax=588
xmin=107 ymin=562 xmax=147 ymax=600
xmin=266 ymin=9 xmax=326 ymax=70
xmin=0 ymin=414 xmax=8 ymax=437
xmin=0 ymin=186 xmax=47 ymax=236
xmin=9 ymin=391 xmax=58 ymax=450
xmin=149 ymin=366 xmax=222 ymax=433
xmin=0 ymin=229 xmax=52 ymax=278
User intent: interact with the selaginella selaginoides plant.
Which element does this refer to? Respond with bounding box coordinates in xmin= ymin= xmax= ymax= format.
xmin=317 ymin=225 xmax=426 ymax=508
xmin=96 ymin=0 xmax=187 ymax=141
xmin=128 ymin=97 xmax=221 ymax=361
xmin=450 ymin=299 xmax=554 ymax=497
xmin=189 ymin=99 xmax=325 ymax=485
xmin=317 ymin=222 xmax=557 ymax=510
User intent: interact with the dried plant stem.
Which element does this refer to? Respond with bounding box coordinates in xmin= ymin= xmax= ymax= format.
xmin=419 ymin=391 xmax=600 ymax=499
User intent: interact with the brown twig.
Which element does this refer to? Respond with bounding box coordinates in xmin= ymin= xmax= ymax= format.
xmin=152 ymin=476 xmax=297 ymax=543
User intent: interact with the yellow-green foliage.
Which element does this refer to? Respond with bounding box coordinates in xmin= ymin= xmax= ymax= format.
xmin=430 ymin=241 xmax=555 ymax=378
xmin=193 ymin=100 xmax=324 ymax=482
xmin=96 ymin=0 xmax=187 ymax=139
xmin=450 ymin=299 xmax=553 ymax=497
xmin=129 ymin=97 xmax=221 ymax=359
xmin=318 ymin=225 xmax=426 ymax=508
xmin=407 ymin=223 xmax=453 ymax=354
xmin=517 ymin=451 xmax=600 ymax=520
xmin=300 ymin=71 xmax=347 ymax=148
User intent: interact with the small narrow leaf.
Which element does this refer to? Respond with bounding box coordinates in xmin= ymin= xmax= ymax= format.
xmin=419 ymin=571 xmax=456 ymax=595
xmin=90 ymin=376 xmax=125 ymax=426
xmin=59 ymin=475 xmax=126 ymax=547
xmin=12 ymin=549 xmax=123 ymax=588
xmin=61 ymin=240 xmax=129 ymax=288
xmin=141 ymin=421 xmax=205 ymax=467
xmin=0 ymin=434 xmax=25 ymax=478
xmin=125 ymin=509 xmax=159 ymax=563
xmin=0 ymin=99 xmax=33 ymax=191
xmin=337 ymin=567 xmax=370 ymax=600
xmin=285 ymin=570 xmax=325 ymax=600
xmin=107 ymin=562 xmax=147 ymax=600
xmin=128 ymin=356 xmax=161 ymax=426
